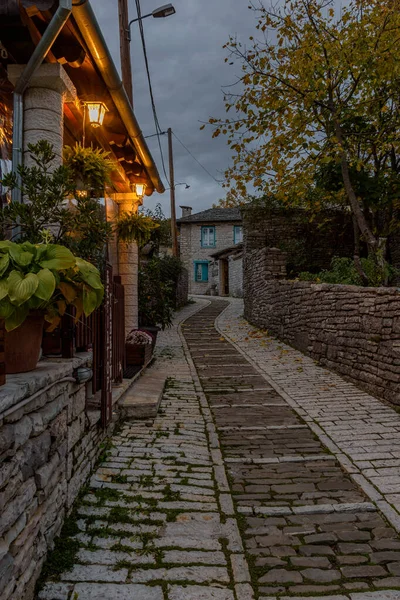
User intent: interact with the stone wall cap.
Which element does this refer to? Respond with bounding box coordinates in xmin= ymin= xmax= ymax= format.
xmin=8 ymin=63 xmax=76 ymax=101
xmin=0 ymin=353 xmax=91 ymax=416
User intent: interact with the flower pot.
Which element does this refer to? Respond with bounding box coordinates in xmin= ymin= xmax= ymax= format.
xmin=6 ymin=312 xmax=45 ymax=374
xmin=42 ymin=327 xmax=62 ymax=356
xmin=140 ymin=326 xmax=160 ymax=351
xmin=125 ymin=342 xmax=152 ymax=366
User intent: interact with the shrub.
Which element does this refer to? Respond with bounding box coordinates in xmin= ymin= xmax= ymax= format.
xmin=299 ymin=256 xmax=398 ymax=287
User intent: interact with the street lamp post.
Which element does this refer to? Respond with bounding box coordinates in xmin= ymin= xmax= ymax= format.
xmin=127 ymin=4 xmax=176 ymax=41
xmin=118 ymin=2 xmax=176 ymax=105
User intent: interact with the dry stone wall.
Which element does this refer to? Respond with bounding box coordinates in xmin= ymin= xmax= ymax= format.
xmin=0 ymin=358 xmax=116 ymax=600
xmin=228 ymin=254 xmax=243 ymax=298
xmin=244 ymin=247 xmax=400 ymax=406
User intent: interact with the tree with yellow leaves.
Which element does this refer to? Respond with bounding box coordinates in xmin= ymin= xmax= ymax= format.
xmin=207 ymin=0 xmax=400 ymax=283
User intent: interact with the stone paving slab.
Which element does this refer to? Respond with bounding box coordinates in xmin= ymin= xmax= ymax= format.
xmin=216 ymin=298 xmax=400 ymax=534
xmin=184 ymin=299 xmax=400 ymax=599
xmin=38 ymin=298 xmax=400 ymax=600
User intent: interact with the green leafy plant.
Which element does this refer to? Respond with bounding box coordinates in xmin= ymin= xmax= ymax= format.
xmin=0 ymin=241 xmax=104 ymax=331
xmin=141 ymin=203 xmax=172 ymax=250
xmin=0 ymin=140 xmax=74 ymax=243
xmin=63 ymin=142 xmax=114 ymax=196
xmin=0 ymin=140 xmax=113 ymax=267
xmin=116 ymin=211 xmax=160 ymax=247
xmin=299 ymin=256 xmax=398 ymax=287
xmin=138 ymin=256 xmax=184 ymax=329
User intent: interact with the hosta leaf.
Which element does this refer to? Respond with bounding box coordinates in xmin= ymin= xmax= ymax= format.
xmin=44 ymin=314 xmax=61 ymax=332
xmin=58 ymin=282 xmax=78 ymax=304
xmin=95 ymin=286 xmax=104 ymax=307
xmin=0 ymin=253 xmax=10 ymax=277
xmin=83 ymin=286 xmax=98 ymax=317
xmin=57 ymin=300 xmax=67 ymax=316
xmin=5 ymin=305 xmax=29 ymax=332
xmin=0 ymin=279 xmax=8 ymax=301
xmin=35 ymin=269 xmax=56 ymax=302
xmin=75 ymin=258 xmax=103 ymax=290
xmin=7 ymin=271 xmax=39 ymax=306
xmin=38 ymin=245 xmax=76 ymax=270
xmin=72 ymin=296 xmax=84 ymax=322
xmin=9 ymin=244 xmax=34 ymax=267
xmin=0 ymin=299 xmax=15 ymax=319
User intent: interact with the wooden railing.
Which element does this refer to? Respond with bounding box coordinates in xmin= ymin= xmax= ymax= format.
xmin=112 ymin=276 xmax=125 ymax=383
xmin=60 ymin=268 xmax=126 ymax=402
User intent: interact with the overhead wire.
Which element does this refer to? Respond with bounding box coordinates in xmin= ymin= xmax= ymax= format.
xmin=134 ymin=0 xmax=170 ymax=186
xmin=172 ymin=131 xmax=224 ymax=187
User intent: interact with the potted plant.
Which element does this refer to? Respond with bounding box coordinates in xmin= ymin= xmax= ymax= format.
xmin=63 ymin=142 xmax=115 ymax=197
xmin=125 ymin=329 xmax=153 ymax=366
xmin=0 ymin=241 xmax=104 ymax=373
xmin=116 ymin=211 xmax=160 ymax=246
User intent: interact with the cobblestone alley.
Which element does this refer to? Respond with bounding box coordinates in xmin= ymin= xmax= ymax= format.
xmin=38 ymin=299 xmax=400 ymax=600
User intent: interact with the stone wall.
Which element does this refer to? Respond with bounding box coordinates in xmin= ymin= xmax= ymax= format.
xmin=228 ymin=254 xmax=243 ymax=298
xmin=242 ymin=206 xmax=354 ymax=276
xmin=0 ymin=357 xmax=116 ymax=600
xmin=175 ymin=268 xmax=189 ymax=308
xmin=243 ymin=247 xmax=400 ymax=405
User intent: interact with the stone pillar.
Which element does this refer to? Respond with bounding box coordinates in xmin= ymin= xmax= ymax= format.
xmin=8 ymin=63 xmax=76 ymax=166
xmin=113 ymin=193 xmax=140 ymax=336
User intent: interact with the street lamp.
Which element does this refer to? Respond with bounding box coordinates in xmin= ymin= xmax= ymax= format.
xmin=127 ymin=3 xmax=176 ymax=41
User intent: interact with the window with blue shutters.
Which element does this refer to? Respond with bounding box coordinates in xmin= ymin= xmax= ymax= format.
xmin=233 ymin=225 xmax=243 ymax=244
xmin=201 ymin=226 xmax=216 ymax=247
xmin=194 ymin=260 xmax=209 ymax=282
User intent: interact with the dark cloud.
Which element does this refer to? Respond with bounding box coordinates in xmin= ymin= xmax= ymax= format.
xmin=92 ymin=0 xmax=256 ymax=216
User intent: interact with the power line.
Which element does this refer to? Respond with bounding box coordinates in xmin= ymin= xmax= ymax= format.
xmin=134 ymin=0 xmax=170 ymax=186
xmin=172 ymin=131 xmax=224 ymax=187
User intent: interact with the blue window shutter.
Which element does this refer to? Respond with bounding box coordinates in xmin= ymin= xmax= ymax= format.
xmin=202 ymin=263 xmax=208 ymax=281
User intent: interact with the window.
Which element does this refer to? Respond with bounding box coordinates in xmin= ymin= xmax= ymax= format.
xmin=194 ymin=261 xmax=209 ymax=282
xmin=233 ymin=225 xmax=243 ymax=244
xmin=201 ymin=226 xmax=216 ymax=247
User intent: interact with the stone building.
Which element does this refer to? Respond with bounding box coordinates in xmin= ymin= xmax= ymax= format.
xmin=177 ymin=206 xmax=243 ymax=296
xmin=0 ymin=2 xmax=163 ymax=598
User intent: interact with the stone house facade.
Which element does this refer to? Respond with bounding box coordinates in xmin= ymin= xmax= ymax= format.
xmin=177 ymin=206 xmax=243 ymax=295
xmin=0 ymin=3 xmax=163 ymax=598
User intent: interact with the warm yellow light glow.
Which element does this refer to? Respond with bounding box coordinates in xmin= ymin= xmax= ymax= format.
xmin=86 ymin=101 xmax=108 ymax=128
xmin=135 ymin=183 xmax=146 ymax=198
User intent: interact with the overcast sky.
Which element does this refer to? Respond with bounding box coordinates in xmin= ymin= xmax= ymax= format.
xmin=92 ymin=0 xmax=256 ymax=217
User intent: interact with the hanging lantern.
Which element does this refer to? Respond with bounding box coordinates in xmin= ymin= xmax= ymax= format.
xmin=86 ymin=101 xmax=108 ymax=128
xmin=135 ymin=183 xmax=146 ymax=198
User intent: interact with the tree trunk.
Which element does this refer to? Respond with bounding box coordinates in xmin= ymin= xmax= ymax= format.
xmin=352 ymin=214 xmax=368 ymax=286
xmin=333 ymin=119 xmax=378 ymax=252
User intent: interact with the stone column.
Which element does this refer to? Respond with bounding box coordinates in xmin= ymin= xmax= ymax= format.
xmin=113 ymin=193 xmax=140 ymax=336
xmin=8 ymin=63 xmax=76 ymax=166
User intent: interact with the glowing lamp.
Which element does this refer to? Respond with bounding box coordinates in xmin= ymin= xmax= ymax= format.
xmin=135 ymin=183 xmax=146 ymax=198
xmin=86 ymin=101 xmax=108 ymax=128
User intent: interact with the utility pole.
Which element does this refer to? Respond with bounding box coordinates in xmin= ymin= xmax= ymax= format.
xmin=118 ymin=0 xmax=134 ymax=106
xmin=168 ymin=127 xmax=178 ymax=256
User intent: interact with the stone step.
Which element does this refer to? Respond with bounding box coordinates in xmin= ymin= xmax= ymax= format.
xmin=119 ymin=361 xmax=167 ymax=419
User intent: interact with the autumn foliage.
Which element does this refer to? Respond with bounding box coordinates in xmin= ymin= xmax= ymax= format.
xmin=208 ymin=0 xmax=400 ymax=282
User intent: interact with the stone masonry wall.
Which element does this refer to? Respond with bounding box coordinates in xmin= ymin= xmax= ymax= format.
xmin=175 ymin=268 xmax=189 ymax=308
xmin=242 ymin=206 xmax=354 ymax=275
xmin=0 ymin=359 xmax=116 ymax=600
xmin=244 ymin=247 xmax=400 ymax=406
xmin=228 ymin=255 xmax=243 ymax=298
